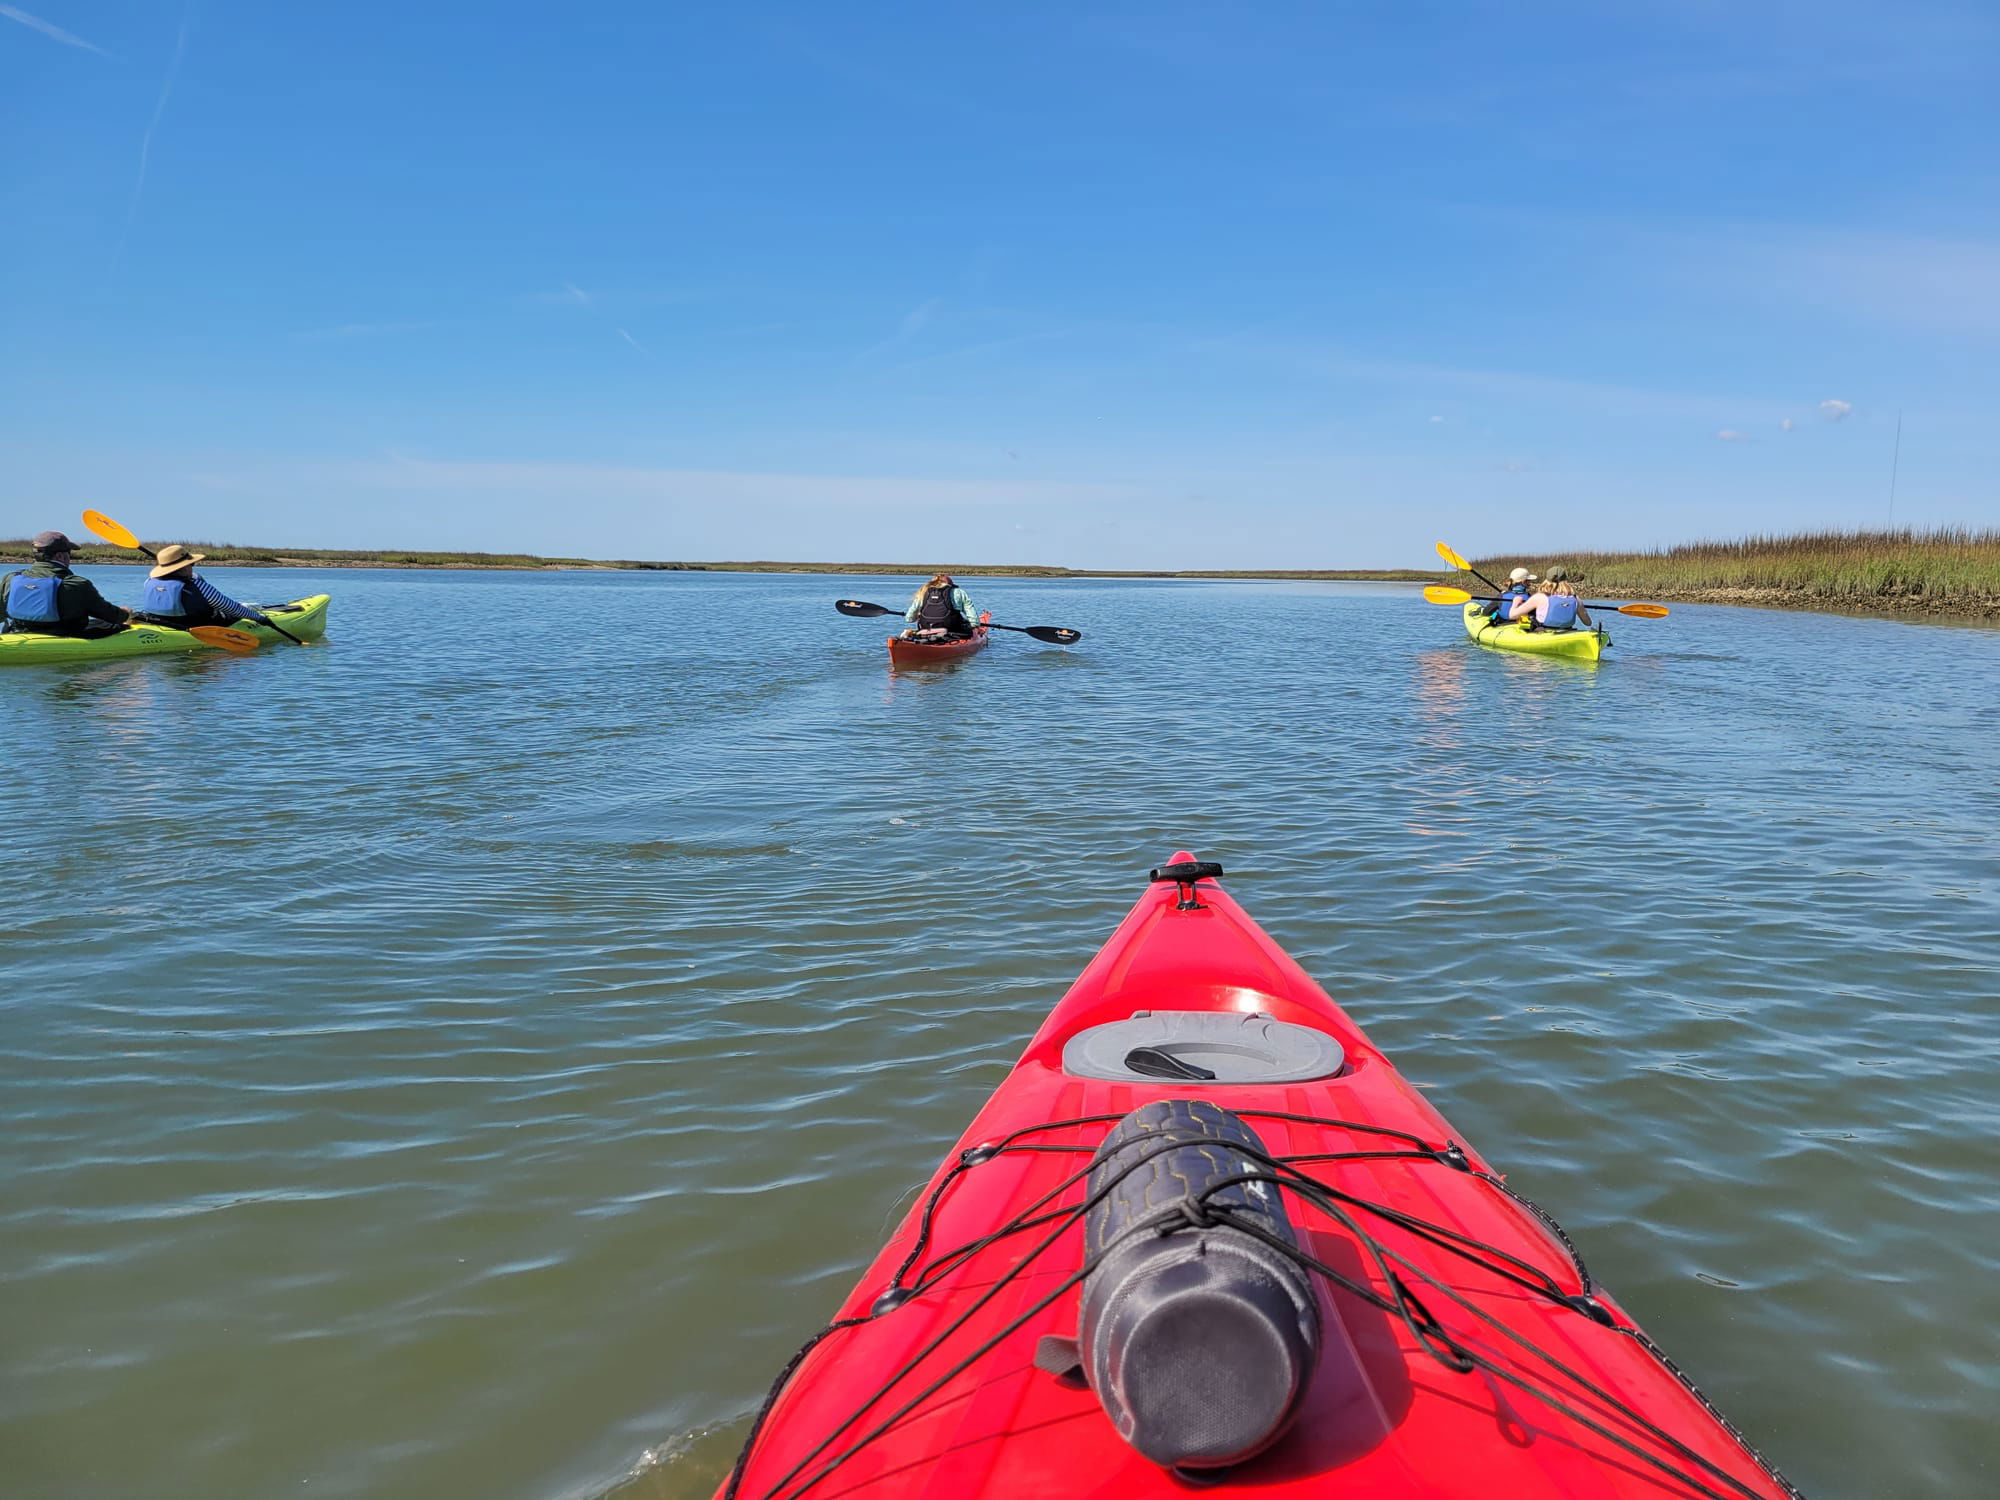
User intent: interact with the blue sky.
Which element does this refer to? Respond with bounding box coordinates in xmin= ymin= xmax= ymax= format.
xmin=4 ymin=1 xmax=1997 ymax=568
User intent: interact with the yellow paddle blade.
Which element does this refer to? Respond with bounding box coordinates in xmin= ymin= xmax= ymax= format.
xmin=1423 ymin=584 xmax=1474 ymax=605
xmin=1617 ymin=603 xmax=1670 ymax=618
xmin=1434 ymin=540 xmax=1472 ymax=572
xmin=188 ymin=625 xmax=260 ymax=653
xmin=82 ymin=509 xmax=140 ymax=549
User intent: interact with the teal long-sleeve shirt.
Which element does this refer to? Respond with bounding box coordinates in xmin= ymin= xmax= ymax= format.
xmin=904 ymin=584 xmax=976 ymax=625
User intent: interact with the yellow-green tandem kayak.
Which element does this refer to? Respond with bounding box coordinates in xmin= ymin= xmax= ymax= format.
xmin=0 ymin=594 xmax=331 ymax=666
xmin=1461 ymin=602 xmax=1606 ymax=661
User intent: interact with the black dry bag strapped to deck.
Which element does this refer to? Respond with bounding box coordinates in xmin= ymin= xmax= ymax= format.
xmin=1070 ymin=1099 xmax=1321 ymax=1471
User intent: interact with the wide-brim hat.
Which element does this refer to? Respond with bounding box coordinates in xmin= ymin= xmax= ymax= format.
xmin=150 ymin=544 xmax=206 ymax=578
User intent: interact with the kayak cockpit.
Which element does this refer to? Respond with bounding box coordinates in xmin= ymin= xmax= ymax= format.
xmin=1061 ymin=1011 xmax=1346 ymax=1083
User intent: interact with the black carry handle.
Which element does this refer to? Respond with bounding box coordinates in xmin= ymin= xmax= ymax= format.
xmin=1122 ymin=1046 xmax=1219 ymax=1082
xmin=1149 ymin=859 xmax=1224 ymax=912
xmin=1149 ymin=860 xmax=1225 ymax=884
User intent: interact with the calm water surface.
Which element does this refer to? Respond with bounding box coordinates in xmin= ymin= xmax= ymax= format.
xmin=4 ymin=568 xmax=1997 ymax=1499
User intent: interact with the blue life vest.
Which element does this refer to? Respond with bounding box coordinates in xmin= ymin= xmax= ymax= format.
xmin=1494 ymin=586 xmax=1528 ymax=621
xmin=139 ymin=576 xmax=190 ymax=618
xmin=5 ymin=573 xmax=62 ymax=625
xmin=1540 ymin=594 xmax=1580 ymax=629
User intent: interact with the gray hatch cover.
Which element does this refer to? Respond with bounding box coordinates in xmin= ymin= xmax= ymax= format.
xmin=1061 ymin=1011 xmax=1344 ymax=1084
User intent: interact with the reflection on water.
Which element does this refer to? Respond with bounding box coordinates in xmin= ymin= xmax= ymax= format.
xmin=2 ymin=569 xmax=1997 ymax=1500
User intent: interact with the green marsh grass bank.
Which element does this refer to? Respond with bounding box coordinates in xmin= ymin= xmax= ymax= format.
xmin=1476 ymin=528 xmax=2000 ymax=618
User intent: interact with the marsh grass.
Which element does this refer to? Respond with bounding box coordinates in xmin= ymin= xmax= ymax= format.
xmin=1477 ymin=528 xmax=2000 ymax=603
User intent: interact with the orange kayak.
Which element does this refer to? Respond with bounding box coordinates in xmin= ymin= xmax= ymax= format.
xmin=886 ymin=611 xmax=990 ymax=665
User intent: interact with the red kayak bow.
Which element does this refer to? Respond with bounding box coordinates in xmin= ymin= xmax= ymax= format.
xmin=721 ymin=857 xmax=1798 ymax=1500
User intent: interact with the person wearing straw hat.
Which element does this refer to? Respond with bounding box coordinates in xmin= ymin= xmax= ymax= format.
xmin=1 ymin=530 xmax=132 ymax=637
xmin=130 ymin=544 xmax=269 ymax=631
xmin=1480 ymin=566 xmax=1536 ymax=623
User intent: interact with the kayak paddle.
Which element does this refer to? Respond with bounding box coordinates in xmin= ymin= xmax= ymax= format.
xmin=1435 ymin=541 xmax=1505 ymax=595
xmin=835 ymin=598 xmax=1082 ymax=645
xmin=1423 ymin=584 xmax=1669 ymax=618
xmin=187 ymin=625 xmax=262 ymax=653
xmin=81 ymin=509 xmax=307 ymax=645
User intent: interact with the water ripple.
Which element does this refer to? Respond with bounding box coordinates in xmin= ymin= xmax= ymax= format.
xmin=1 ymin=571 xmax=1996 ymax=1498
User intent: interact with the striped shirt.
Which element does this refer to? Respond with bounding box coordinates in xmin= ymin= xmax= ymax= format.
xmin=186 ymin=573 xmax=265 ymax=625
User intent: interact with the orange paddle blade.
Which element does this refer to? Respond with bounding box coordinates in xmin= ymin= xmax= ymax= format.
xmin=82 ymin=509 xmax=140 ymax=550
xmin=188 ymin=626 xmax=260 ymax=653
xmin=1616 ymin=603 xmax=1670 ymax=618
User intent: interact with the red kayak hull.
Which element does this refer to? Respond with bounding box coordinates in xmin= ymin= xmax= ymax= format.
xmin=721 ymin=859 xmax=1794 ymax=1500
xmin=886 ymin=612 xmax=991 ymax=664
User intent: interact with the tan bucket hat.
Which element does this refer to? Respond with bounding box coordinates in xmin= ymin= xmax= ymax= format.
xmin=149 ymin=544 xmax=207 ymax=579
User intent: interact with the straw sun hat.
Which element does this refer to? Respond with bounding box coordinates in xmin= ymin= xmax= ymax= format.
xmin=149 ymin=544 xmax=207 ymax=579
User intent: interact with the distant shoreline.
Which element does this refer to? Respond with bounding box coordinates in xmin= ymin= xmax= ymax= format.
xmin=0 ymin=545 xmax=1432 ymax=583
xmin=6 ymin=531 xmax=1994 ymax=619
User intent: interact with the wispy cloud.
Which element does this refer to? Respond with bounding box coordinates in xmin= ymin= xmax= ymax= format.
xmin=1714 ymin=429 xmax=1751 ymax=442
xmin=1197 ymin=332 xmax=1792 ymax=425
xmin=1649 ymin=222 xmax=2000 ymax=338
xmin=325 ymin=454 xmax=1136 ymax=512
xmin=885 ymin=326 xmax=1077 ymax=377
xmin=898 ymin=298 xmax=940 ymax=339
xmin=117 ymin=5 xmax=193 ymax=264
xmin=0 ymin=4 xmax=113 ymax=56
xmin=1819 ymin=398 xmax=1854 ymax=421
xmin=300 ymin=320 xmax=445 ymax=341
xmin=1780 ymin=417 xmax=1796 ymax=432
xmin=533 ymin=283 xmax=667 ymax=361
xmin=854 ymin=297 xmax=944 ymax=364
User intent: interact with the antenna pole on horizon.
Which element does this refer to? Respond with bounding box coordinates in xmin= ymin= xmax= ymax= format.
xmin=1888 ymin=410 xmax=1903 ymax=530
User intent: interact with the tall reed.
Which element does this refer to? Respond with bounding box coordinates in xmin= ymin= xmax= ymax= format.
xmin=1477 ymin=528 xmax=2000 ymax=602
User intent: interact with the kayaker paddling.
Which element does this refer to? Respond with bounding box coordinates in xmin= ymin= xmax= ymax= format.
xmin=833 ymin=596 xmax=1078 ymax=658
xmin=902 ymin=572 xmax=977 ymax=641
xmin=1517 ymin=578 xmax=1592 ymax=633
xmin=129 ymin=544 xmax=272 ymax=631
xmin=0 ymin=530 xmax=132 ymax=638
xmin=1483 ymin=566 xmax=1536 ymax=622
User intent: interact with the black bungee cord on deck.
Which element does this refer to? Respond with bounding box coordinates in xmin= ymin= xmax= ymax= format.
xmin=722 ymin=1111 xmax=1805 ymax=1500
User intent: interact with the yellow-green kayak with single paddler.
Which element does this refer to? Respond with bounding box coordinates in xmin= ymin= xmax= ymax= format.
xmin=0 ymin=594 xmax=331 ymax=666
xmin=1461 ymin=602 xmax=1607 ymax=661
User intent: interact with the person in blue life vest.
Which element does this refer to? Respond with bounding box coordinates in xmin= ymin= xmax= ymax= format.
xmin=0 ymin=530 xmax=133 ymax=637
xmin=1483 ymin=566 xmax=1536 ymax=622
xmin=129 ymin=545 xmax=271 ymax=630
xmin=1517 ymin=578 xmax=1592 ymax=632
xmin=902 ymin=572 xmax=978 ymax=640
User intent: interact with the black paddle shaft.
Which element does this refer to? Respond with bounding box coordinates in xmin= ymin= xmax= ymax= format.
xmin=1458 ymin=593 xmax=1624 ymax=611
xmin=834 ymin=598 xmax=1081 ymax=644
